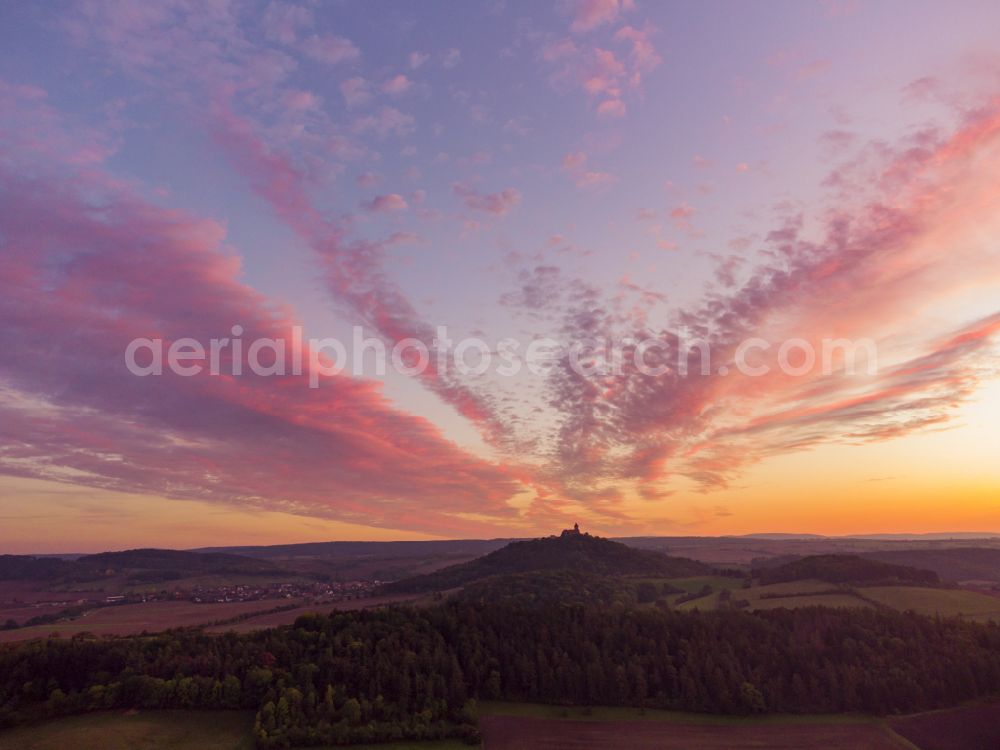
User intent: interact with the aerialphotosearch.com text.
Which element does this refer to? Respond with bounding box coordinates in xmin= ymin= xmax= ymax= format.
xmin=125 ymin=325 xmax=878 ymax=388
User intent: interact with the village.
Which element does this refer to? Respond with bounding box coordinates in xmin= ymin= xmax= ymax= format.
xmin=103 ymin=579 xmax=380 ymax=606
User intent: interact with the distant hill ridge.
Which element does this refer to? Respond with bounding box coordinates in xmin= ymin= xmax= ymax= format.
xmin=382 ymin=526 xmax=712 ymax=593
xmin=0 ymin=548 xmax=282 ymax=583
xmin=79 ymin=548 xmax=281 ymax=574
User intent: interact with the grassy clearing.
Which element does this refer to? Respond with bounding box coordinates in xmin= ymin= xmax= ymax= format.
xmin=859 ymin=586 xmax=1000 ymax=621
xmin=0 ymin=710 xmax=255 ymax=750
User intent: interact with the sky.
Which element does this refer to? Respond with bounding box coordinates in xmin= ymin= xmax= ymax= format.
xmin=1 ymin=0 xmax=999 ymax=552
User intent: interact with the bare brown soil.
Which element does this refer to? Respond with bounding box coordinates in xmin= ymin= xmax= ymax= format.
xmin=479 ymin=715 xmax=910 ymax=749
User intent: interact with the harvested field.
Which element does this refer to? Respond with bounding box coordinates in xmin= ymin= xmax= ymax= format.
xmin=479 ymin=714 xmax=911 ymax=749
xmin=206 ymin=593 xmax=420 ymax=633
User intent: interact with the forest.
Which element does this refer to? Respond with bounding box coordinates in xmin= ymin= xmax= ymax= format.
xmin=2 ymin=600 xmax=1000 ymax=748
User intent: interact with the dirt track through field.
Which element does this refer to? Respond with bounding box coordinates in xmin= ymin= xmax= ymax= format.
xmin=479 ymin=715 xmax=910 ymax=749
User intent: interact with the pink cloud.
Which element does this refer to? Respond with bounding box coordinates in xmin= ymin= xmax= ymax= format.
xmin=560 ymin=150 xmax=616 ymax=189
xmin=503 ymin=117 xmax=531 ymax=135
xmin=283 ymin=89 xmax=319 ymax=111
xmin=567 ymin=0 xmax=632 ymax=33
xmin=542 ymin=38 xmax=578 ymax=62
xmin=58 ymin=1 xmax=517 ymax=481
xmin=352 ymin=105 xmax=415 ymax=138
xmin=0 ymin=90 xmax=520 ymax=535
xmin=339 ymin=77 xmax=372 ymax=108
xmin=55 ymin=0 xmax=1000 ymax=530
xmin=356 ymin=171 xmax=380 ymax=188
xmin=301 ymin=33 xmax=360 ymax=65
xmin=562 ymin=151 xmax=587 ymax=169
xmin=408 ymin=51 xmax=429 ymax=69
xmin=669 ymin=202 xmax=695 ymax=222
xmin=384 ymin=231 xmax=423 ymax=246
xmin=380 ymin=74 xmax=412 ymax=96
xmin=576 ymin=170 xmax=617 ymax=189
xmin=614 ymin=24 xmax=661 ymax=78
xmin=531 ymin=99 xmax=1000 ymax=497
xmin=261 ymin=2 xmax=312 ymax=44
xmin=452 ymin=182 xmax=522 ymax=215
xmin=597 ymin=98 xmax=626 ymax=117
xmin=542 ymin=28 xmax=655 ymax=118
xmin=364 ymin=193 xmax=408 ymax=212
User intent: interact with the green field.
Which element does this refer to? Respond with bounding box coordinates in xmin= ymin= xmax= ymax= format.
xmin=859 ymin=586 xmax=1000 ymax=621
xmin=750 ymin=593 xmax=871 ymax=611
xmin=0 ymin=711 xmax=470 ymax=750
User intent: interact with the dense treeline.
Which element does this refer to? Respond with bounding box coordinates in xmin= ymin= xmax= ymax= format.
xmin=457 ymin=570 xmax=639 ymax=608
xmin=2 ymin=603 xmax=1000 ymax=747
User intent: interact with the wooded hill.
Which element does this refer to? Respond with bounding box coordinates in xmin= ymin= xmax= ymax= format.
xmin=382 ymin=529 xmax=712 ymax=593
xmin=757 ymin=554 xmax=939 ymax=586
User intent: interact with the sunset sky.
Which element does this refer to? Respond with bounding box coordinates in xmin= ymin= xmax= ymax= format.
xmin=1 ymin=1 xmax=999 ymax=552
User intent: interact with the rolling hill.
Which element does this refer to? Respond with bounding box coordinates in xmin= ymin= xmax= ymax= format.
xmin=382 ymin=528 xmax=712 ymax=593
xmin=757 ymin=554 xmax=939 ymax=586
xmin=860 ymin=547 xmax=1000 ymax=583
